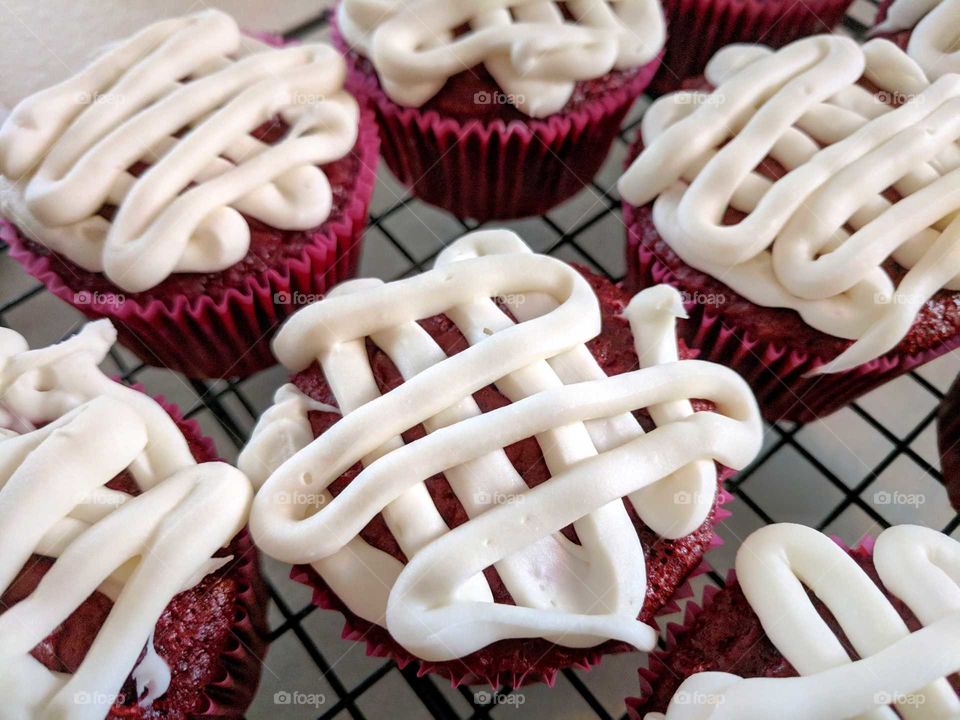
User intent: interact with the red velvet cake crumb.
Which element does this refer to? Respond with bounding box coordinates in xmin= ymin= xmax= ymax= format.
xmin=289 ymin=266 xmax=728 ymax=686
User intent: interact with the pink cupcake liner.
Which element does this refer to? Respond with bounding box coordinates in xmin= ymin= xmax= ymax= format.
xmin=2 ymin=108 xmax=379 ymax=380
xmin=287 ymin=473 xmax=735 ymax=689
xmin=938 ymin=375 xmax=960 ymax=512
xmin=626 ymin=535 xmax=874 ymax=718
xmin=623 ymin=218 xmax=960 ymax=423
xmin=651 ymin=0 xmax=855 ymax=94
xmin=332 ymin=23 xmax=660 ymax=221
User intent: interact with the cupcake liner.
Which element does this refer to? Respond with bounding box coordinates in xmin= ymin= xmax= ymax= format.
xmin=624 ymin=214 xmax=960 ymax=423
xmin=937 ymin=375 xmax=960 ymax=512
xmin=333 ymin=23 xmax=660 ymax=221
xmin=146 ymin=391 xmax=269 ymax=717
xmin=2 ymin=107 xmax=379 ymax=380
xmin=288 ymin=472 xmax=735 ymax=689
xmin=626 ymin=535 xmax=874 ymax=718
xmin=650 ymin=0 xmax=855 ymax=94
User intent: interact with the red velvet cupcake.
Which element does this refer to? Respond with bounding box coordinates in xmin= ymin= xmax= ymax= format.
xmin=0 ymin=10 xmax=378 ymax=379
xmin=938 ymin=372 xmax=960 ymax=512
xmin=240 ymin=229 xmax=761 ymax=688
xmin=332 ymin=0 xmax=664 ymax=220
xmin=650 ymin=0 xmax=855 ymax=94
xmin=620 ymin=36 xmax=960 ymax=423
xmin=0 ymin=320 xmax=268 ymax=718
xmin=871 ymin=0 xmax=960 ymax=81
xmin=629 ymin=523 xmax=960 ymax=719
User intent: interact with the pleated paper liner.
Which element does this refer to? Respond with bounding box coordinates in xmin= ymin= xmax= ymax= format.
xmin=938 ymin=374 xmax=960 ymax=512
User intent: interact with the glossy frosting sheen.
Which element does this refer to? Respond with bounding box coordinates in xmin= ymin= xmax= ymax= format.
xmin=239 ymin=230 xmax=761 ymax=662
xmin=336 ymin=0 xmax=665 ymax=117
xmin=874 ymin=0 xmax=960 ymax=78
xmin=0 ymin=10 xmax=359 ymax=292
xmin=619 ymin=35 xmax=960 ymax=374
xmin=647 ymin=523 xmax=960 ymax=719
xmin=0 ymin=321 xmax=252 ymax=720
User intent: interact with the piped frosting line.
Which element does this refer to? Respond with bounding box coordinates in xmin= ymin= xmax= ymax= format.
xmin=243 ymin=229 xmax=762 ymax=662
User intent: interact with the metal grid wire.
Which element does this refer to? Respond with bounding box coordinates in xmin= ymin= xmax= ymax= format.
xmin=2 ymin=2 xmax=960 ymax=718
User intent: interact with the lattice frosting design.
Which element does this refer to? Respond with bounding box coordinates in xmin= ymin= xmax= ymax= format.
xmin=0 ymin=10 xmax=359 ymax=292
xmin=874 ymin=0 xmax=960 ymax=78
xmin=648 ymin=523 xmax=960 ymax=720
xmin=0 ymin=321 xmax=252 ymax=720
xmin=619 ymin=35 xmax=960 ymax=374
xmin=336 ymin=0 xmax=665 ymax=117
xmin=240 ymin=230 xmax=761 ymax=662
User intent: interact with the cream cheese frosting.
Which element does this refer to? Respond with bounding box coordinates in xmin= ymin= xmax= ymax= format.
xmin=336 ymin=0 xmax=665 ymax=118
xmin=646 ymin=523 xmax=960 ymax=719
xmin=239 ymin=229 xmax=762 ymax=662
xmin=0 ymin=321 xmax=253 ymax=720
xmin=0 ymin=10 xmax=359 ymax=292
xmin=873 ymin=0 xmax=960 ymax=79
xmin=618 ymin=35 xmax=960 ymax=374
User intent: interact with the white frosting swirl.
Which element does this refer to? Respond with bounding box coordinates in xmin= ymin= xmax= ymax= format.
xmin=618 ymin=36 xmax=960 ymax=374
xmin=874 ymin=0 xmax=960 ymax=79
xmin=0 ymin=321 xmax=253 ymax=720
xmin=0 ymin=10 xmax=359 ymax=292
xmin=240 ymin=230 xmax=761 ymax=662
xmin=647 ymin=523 xmax=960 ymax=720
xmin=336 ymin=0 xmax=665 ymax=118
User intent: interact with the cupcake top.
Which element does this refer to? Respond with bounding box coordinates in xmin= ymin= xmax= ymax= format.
xmin=336 ymin=0 xmax=665 ymax=117
xmin=619 ymin=35 xmax=960 ymax=374
xmin=646 ymin=523 xmax=960 ymax=719
xmin=0 ymin=10 xmax=359 ymax=293
xmin=874 ymin=0 xmax=960 ymax=78
xmin=0 ymin=321 xmax=252 ymax=719
xmin=239 ymin=229 xmax=761 ymax=662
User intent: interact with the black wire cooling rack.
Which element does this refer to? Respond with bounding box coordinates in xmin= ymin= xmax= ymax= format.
xmin=2 ymin=2 xmax=959 ymax=718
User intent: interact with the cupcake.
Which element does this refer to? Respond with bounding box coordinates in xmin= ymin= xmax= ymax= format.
xmin=333 ymin=0 xmax=665 ymax=220
xmin=938 ymin=372 xmax=960 ymax=511
xmin=238 ymin=228 xmax=762 ymax=687
xmin=620 ymin=35 xmax=960 ymax=424
xmin=0 ymin=320 xmax=267 ymax=718
xmin=631 ymin=523 xmax=960 ymax=718
xmin=872 ymin=0 xmax=960 ymax=80
xmin=0 ymin=9 xmax=379 ymax=379
xmin=650 ymin=0 xmax=855 ymax=94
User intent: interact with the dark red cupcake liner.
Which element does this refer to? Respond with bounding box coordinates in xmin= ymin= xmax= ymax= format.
xmin=651 ymin=0 xmax=855 ymax=94
xmin=623 ymin=214 xmax=960 ymax=423
xmin=938 ymin=374 xmax=960 ymax=512
xmin=1 ymin=107 xmax=379 ymax=380
xmin=332 ymin=23 xmax=660 ymax=221
xmin=626 ymin=535 xmax=873 ymax=718
xmin=139 ymin=391 xmax=269 ymax=717
xmin=288 ymin=483 xmax=734 ymax=690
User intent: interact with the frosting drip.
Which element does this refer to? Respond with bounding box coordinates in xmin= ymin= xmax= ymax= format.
xmin=0 ymin=321 xmax=253 ymax=720
xmin=647 ymin=523 xmax=960 ymax=719
xmin=874 ymin=0 xmax=960 ymax=79
xmin=618 ymin=35 xmax=960 ymax=374
xmin=336 ymin=0 xmax=665 ymax=117
xmin=0 ymin=10 xmax=359 ymax=292
xmin=240 ymin=230 xmax=761 ymax=662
